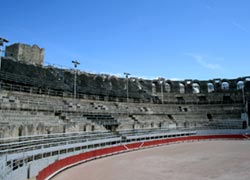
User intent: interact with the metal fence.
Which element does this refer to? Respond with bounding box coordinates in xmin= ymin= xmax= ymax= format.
xmin=0 ymin=128 xmax=197 ymax=180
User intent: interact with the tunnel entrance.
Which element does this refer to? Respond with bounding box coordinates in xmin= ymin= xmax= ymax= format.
xmin=242 ymin=121 xmax=247 ymax=129
xmin=207 ymin=113 xmax=213 ymax=121
xmin=104 ymin=125 xmax=118 ymax=132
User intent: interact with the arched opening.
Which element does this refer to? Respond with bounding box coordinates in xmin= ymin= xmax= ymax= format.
xmin=221 ymin=82 xmax=229 ymax=91
xmin=63 ymin=125 xmax=66 ymax=133
xmin=165 ymin=82 xmax=171 ymax=93
xmin=91 ymin=125 xmax=95 ymax=131
xmin=152 ymin=83 xmax=156 ymax=95
xmin=237 ymin=81 xmax=244 ymax=90
xmin=179 ymin=106 xmax=182 ymax=112
xmin=207 ymin=82 xmax=214 ymax=93
xmin=242 ymin=121 xmax=247 ymax=129
xmin=18 ymin=126 xmax=24 ymax=137
xmin=207 ymin=113 xmax=213 ymax=121
xmin=192 ymin=83 xmax=200 ymax=94
xmin=179 ymin=83 xmax=185 ymax=94
xmin=184 ymin=121 xmax=189 ymax=128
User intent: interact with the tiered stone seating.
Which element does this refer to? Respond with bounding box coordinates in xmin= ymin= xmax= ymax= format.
xmin=113 ymin=114 xmax=135 ymax=130
xmin=131 ymin=114 xmax=176 ymax=129
xmin=0 ymin=84 xmax=246 ymax=138
xmin=0 ymin=110 xmax=63 ymax=138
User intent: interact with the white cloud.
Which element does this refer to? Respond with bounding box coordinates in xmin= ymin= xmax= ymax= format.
xmin=170 ymin=78 xmax=182 ymax=81
xmin=232 ymin=21 xmax=249 ymax=33
xmin=186 ymin=53 xmax=222 ymax=70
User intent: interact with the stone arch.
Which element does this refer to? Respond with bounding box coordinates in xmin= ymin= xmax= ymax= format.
xmin=244 ymin=77 xmax=250 ymax=91
xmin=221 ymin=81 xmax=229 ymax=90
xmin=179 ymin=83 xmax=185 ymax=94
xmin=192 ymin=82 xmax=200 ymax=94
xmin=237 ymin=81 xmax=244 ymax=90
xmin=242 ymin=121 xmax=247 ymax=129
xmin=207 ymin=82 xmax=214 ymax=93
xmin=245 ymin=77 xmax=250 ymax=81
xmin=185 ymin=80 xmax=193 ymax=93
xmin=184 ymin=121 xmax=189 ymax=128
xmin=152 ymin=82 xmax=157 ymax=95
xmin=18 ymin=126 xmax=24 ymax=137
xmin=158 ymin=79 xmax=165 ymax=92
xmin=165 ymin=82 xmax=171 ymax=93
xmin=136 ymin=79 xmax=143 ymax=90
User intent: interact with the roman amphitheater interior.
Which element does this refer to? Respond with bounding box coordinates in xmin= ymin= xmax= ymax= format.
xmin=0 ymin=43 xmax=249 ymax=180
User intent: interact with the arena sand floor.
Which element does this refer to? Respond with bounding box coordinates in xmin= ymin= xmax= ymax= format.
xmin=52 ymin=140 xmax=250 ymax=180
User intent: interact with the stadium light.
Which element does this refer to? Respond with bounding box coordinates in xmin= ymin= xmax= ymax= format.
xmin=124 ymin=72 xmax=130 ymax=102
xmin=0 ymin=37 xmax=9 ymax=71
xmin=72 ymin=60 xmax=80 ymax=99
xmin=159 ymin=80 xmax=164 ymax=104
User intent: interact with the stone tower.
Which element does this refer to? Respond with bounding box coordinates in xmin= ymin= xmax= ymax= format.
xmin=5 ymin=43 xmax=44 ymax=66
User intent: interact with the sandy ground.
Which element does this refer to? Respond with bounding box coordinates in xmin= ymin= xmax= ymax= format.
xmin=52 ymin=140 xmax=250 ymax=180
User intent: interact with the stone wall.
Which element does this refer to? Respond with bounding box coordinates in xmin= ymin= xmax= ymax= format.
xmin=0 ymin=90 xmax=246 ymax=138
xmin=5 ymin=43 xmax=44 ymax=66
xmin=0 ymin=58 xmax=249 ymax=138
xmin=1 ymin=58 xmax=250 ymax=104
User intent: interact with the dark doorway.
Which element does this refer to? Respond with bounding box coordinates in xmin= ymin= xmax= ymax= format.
xmin=242 ymin=121 xmax=247 ymax=129
xmin=207 ymin=113 xmax=213 ymax=121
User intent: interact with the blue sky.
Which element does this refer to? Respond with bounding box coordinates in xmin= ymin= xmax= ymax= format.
xmin=1 ymin=0 xmax=250 ymax=80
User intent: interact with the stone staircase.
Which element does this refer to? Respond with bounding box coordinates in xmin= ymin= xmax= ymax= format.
xmin=83 ymin=114 xmax=119 ymax=126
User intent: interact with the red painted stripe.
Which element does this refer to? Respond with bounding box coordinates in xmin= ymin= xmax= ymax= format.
xmin=36 ymin=134 xmax=248 ymax=180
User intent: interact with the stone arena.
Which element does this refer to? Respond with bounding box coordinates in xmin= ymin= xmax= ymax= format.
xmin=52 ymin=140 xmax=250 ymax=180
xmin=0 ymin=43 xmax=250 ymax=180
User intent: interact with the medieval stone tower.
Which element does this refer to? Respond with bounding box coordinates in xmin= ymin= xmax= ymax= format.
xmin=5 ymin=43 xmax=44 ymax=66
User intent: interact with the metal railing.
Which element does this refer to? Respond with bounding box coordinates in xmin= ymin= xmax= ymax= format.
xmin=0 ymin=70 xmax=246 ymax=105
xmin=0 ymin=128 xmax=197 ymax=180
xmin=0 ymin=81 xmax=244 ymax=107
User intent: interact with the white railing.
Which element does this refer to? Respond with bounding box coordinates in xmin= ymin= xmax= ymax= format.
xmin=0 ymin=129 xmax=197 ymax=180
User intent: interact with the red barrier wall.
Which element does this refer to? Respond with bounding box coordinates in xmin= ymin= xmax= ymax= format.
xmin=36 ymin=134 xmax=249 ymax=180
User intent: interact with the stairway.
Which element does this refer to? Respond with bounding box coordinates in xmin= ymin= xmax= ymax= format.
xmin=129 ymin=114 xmax=140 ymax=123
xmin=83 ymin=114 xmax=119 ymax=126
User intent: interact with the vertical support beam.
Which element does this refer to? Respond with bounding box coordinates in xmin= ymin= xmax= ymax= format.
xmin=160 ymin=81 xmax=164 ymax=104
xmin=124 ymin=72 xmax=130 ymax=102
xmin=0 ymin=37 xmax=9 ymax=71
xmin=74 ymin=70 xmax=77 ymax=99
xmin=72 ymin=60 xmax=80 ymax=99
xmin=0 ymin=45 xmax=2 ymax=71
xmin=0 ymin=37 xmax=9 ymax=92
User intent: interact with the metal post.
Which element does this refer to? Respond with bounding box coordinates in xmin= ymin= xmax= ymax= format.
xmin=246 ymin=100 xmax=249 ymax=127
xmin=72 ymin=60 xmax=80 ymax=99
xmin=242 ymin=85 xmax=248 ymax=127
xmin=74 ymin=70 xmax=77 ymax=98
xmin=0 ymin=37 xmax=9 ymax=71
xmin=0 ymin=45 xmax=2 ymax=71
xmin=160 ymin=81 xmax=164 ymax=104
xmin=242 ymin=85 xmax=245 ymax=107
xmin=124 ymin=72 xmax=130 ymax=102
xmin=0 ymin=37 xmax=9 ymax=92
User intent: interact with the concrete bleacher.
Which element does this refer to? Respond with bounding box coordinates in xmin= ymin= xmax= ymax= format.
xmin=1 ymin=54 xmax=250 ymax=180
xmin=0 ymin=83 xmax=246 ymax=139
xmin=0 ymin=110 xmax=63 ymax=138
xmin=0 ymin=61 xmax=246 ymax=137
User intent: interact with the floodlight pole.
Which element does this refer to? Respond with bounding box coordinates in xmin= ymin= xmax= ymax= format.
xmin=0 ymin=37 xmax=9 ymax=92
xmin=242 ymin=85 xmax=245 ymax=107
xmin=72 ymin=60 xmax=80 ymax=99
xmin=242 ymin=85 xmax=248 ymax=127
xmin=160 ymin=80 xmax=164 ymax=104
xmin=124 ymin=72 xmax=130 ymax=102
xmin=0 ymin=37 xmax=9 ymax=71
